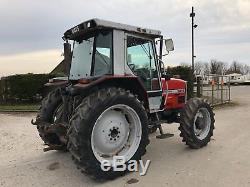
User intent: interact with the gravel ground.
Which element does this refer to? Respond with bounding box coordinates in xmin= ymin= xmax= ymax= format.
xmin=0 ymin=86 xmax=250 ymax=187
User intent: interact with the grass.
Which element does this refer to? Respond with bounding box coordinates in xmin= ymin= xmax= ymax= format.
xmin=0 ymin=104 xmax=40 ymax=112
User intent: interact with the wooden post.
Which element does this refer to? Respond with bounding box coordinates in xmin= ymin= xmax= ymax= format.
xmin=228 ymin=77 xmax=231 ymax=102
xmin=211 ymin=79 xmax=215 ymax=105
xmin=0 ymin=78 xmax=2 ymax=103
xmin=221 ymin=77 xmax=223 ymax=103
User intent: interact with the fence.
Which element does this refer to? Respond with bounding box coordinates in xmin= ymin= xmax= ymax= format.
xmin=194 ymin=75 xmax=231 ymax=106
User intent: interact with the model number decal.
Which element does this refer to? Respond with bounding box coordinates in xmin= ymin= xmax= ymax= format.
xmin=71 ymin=26 xmax=80 ymax=34
xmin=167 ymin=89 xmax=185 ymax=94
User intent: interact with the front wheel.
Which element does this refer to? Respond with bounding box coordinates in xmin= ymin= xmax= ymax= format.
xmin=67 ymin=87 xmax=149 ymax=179
xmin=179 ymin=98 xmax=215 ymax=149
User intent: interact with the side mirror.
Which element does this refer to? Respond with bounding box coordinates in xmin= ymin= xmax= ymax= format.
xmin=64 ymin=42 xmax=72 ymax=75
xmin=64 ymin=42 xmax=71 ymax=60
xmin=165 ymin=39 xmax=174 ymax=52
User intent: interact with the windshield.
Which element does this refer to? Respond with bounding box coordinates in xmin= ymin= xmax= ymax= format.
xmin=69 ymin=30 xmax=113 ymax=80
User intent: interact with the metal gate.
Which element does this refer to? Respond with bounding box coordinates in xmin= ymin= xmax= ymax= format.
xmin=194 ymin=75 xmax=231 ymax=106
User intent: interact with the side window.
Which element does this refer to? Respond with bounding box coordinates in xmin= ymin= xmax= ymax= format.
xmin=70 ymin=37 xmax=94 ymax=79
xmin=127 ymin=36 xmax=160 ymax=91
xmin=93 ymin=31 xmax=112 ymax=76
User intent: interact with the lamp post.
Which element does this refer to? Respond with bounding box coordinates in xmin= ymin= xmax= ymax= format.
xmin=190 ymin=6 xmax=197 ymax=73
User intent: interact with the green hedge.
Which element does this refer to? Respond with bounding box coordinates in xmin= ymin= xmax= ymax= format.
xmin=166 ymin=66 xmax=194 ymax=99
xmin=1 ymin=73 xmax=52 ymax=103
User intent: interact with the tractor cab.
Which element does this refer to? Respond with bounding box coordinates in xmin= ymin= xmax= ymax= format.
xmin=58 ymin=18 xmax=174 ymax=113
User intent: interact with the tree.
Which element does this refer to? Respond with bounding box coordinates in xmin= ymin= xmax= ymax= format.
xmin=241 ymin=64 xmax=250 ymax=75
xmin=208 ymin=60 xmax=227 ymax=75
xmin=210 ymin=60 xmax=220 ymax=74
xmin=218 ymin=61 xmax=228 ymax=75
xmin=227 ymin=61 xmax=243 ymax=74
xmin=185 ymin=59 xmax=249 ymax=75
xmin=194 ymin=61 xmax=204 ymax=75
xmin=203 ymin=62 xmax=210 ymax=75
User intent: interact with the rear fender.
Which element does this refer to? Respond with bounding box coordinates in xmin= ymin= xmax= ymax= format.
xmin=70 ymin=75 xmax=149 ymax=110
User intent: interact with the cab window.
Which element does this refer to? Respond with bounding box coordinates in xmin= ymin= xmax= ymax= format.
xmin=127 ymin=36 xmax=160 ymax=91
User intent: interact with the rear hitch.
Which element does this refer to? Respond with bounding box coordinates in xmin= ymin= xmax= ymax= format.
xmin=31 ymin=119 xmax=51 ymax=127
xmin=43 ymin=144 xmax=66 ymax=152
xmin=31 ymin=119 xmax=37 ymax=125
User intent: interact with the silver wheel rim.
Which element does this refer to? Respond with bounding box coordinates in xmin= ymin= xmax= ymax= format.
xmin=91 ymin=104 xmax=142 ymax=164
xmin=193 ymin=107 xmax=211 ymax=140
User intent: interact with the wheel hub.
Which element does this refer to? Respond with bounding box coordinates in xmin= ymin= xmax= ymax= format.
xmin=195 ymin=116 xmax=205 ymax=129
xmin=109 ymin=127 xmax=120 ymax=140
xmin=91 ymin=104 xmax=142 ymax=163
xmin=193 ymin=108 xmax=211 ymax=140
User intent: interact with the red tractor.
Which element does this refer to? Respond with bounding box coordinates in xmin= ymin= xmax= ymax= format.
xmin=32 ymin=19 xmax=215 ymax=179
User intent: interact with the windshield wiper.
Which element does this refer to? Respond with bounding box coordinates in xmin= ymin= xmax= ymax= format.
xmin=140 ymin=44 xmax=151 ymax=59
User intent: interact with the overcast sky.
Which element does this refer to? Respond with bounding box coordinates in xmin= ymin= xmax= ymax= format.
xmin=0 ymin=0 xmax=249 ymax=76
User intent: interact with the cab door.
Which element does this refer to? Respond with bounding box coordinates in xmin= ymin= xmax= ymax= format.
xmin=126 ymin=34 xmax=162 ymax=112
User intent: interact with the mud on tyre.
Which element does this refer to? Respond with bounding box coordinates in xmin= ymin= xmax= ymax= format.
xmin=35 ymin=89 xmax=66 ymax=148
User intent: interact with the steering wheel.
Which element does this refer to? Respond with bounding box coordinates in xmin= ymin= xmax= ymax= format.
xmin=134 ymin=69 xmax=149 ymax=81
xmin=128 ymin=64 xmax=148 ymax=81
xmin=128 ymin=64 xmax=136 ymax=71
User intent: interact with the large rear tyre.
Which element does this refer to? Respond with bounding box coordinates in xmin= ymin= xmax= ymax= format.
xmin=67 ymin=87 xmax=149 ymax=179
xmin=179 ymin=98 xmax=215 ymax=149
xmin=35 ymin=89 xmax=66 ymax=148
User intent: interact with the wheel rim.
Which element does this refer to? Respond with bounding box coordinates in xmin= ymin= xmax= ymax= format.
xmin=91 ymin=104 xmax=142 ymax=164
xmin=193 ymin=107 xmax=211 ymax=140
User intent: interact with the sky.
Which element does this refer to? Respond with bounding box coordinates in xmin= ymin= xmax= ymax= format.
xmin=0 ymin=0 xmax=249 ymax=77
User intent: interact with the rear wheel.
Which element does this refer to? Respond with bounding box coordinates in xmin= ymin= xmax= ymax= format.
xmin=179 ymin=98 xmax=215 ymax=149
xmin=35 ymin=89 xmax=66 ymax=149
xmin=67 ymin=87 xmax=149 ymax=179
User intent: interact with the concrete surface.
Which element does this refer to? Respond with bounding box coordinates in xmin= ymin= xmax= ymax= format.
xmin=0 ymin=86 xmax=250 ymax=187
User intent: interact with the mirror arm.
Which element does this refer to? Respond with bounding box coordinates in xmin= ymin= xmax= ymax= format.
xmin=158 ymin=58 xmax=164 ymax=64
xmin=158 ymin=59 xmax=166 ymax=74
xmin=162 ymin=50 xmax=169 ymax=56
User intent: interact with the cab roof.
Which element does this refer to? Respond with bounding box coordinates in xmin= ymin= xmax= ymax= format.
xmin=64 ymin=18 xmax=162 ymax=40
